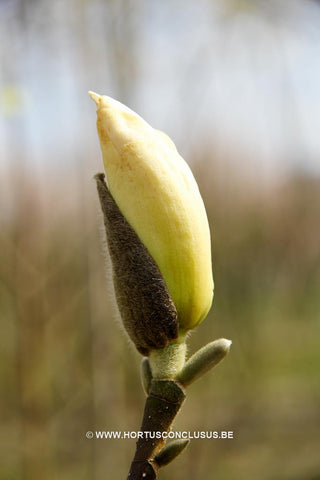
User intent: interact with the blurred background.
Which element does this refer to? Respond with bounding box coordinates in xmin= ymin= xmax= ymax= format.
xmin=1 ymin=0 xmax=320 ymax=479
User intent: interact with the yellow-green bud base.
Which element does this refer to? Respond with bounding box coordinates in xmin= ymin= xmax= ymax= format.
xmin=149 ymin=341 xmax=186 ymax=379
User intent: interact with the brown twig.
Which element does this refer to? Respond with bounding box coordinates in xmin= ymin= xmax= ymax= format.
xmin=127 ymin=379 xmax=186 ymax=480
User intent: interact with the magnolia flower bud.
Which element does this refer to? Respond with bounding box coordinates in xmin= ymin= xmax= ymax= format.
xmin=90 ymin=92 xmax=213 ymax=332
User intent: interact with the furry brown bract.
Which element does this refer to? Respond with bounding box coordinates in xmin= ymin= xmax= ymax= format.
xmin=95 ymin=173 xmax=178 ymax=355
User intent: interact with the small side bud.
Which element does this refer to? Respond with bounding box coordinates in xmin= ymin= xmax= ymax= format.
xmin=154 ymin=439 xmax=189 ymax=468
xmin=140 ymin=357 xmax=153 ymax=395
xmin=95 ymin=173 xmax=178 ymax=355
xmin=176 ymin=338 xmax=232 ymax=387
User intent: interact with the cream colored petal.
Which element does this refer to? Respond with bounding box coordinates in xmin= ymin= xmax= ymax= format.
xmin=90 ymin=92 xmax=214 ymax=330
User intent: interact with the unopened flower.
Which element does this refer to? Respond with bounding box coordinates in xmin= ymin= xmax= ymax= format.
xmin=90 ymin=92 xmax=213 ymax=336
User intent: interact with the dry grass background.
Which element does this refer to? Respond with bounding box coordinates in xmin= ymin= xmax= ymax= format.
xmin=1 ymin=160 xmax=320 ymax=480
xmin=1 ymin=1 xmax=320 ymax=479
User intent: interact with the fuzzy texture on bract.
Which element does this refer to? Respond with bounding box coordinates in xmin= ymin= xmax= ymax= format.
xmin=95 ymin=174 xmax=178 ymax=355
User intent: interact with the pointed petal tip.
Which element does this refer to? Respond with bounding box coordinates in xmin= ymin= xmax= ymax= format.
xmin=88 ymin=91 xmax=101 ymax=106
xmin=221 ymin=338 xmax=232 ymax=349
